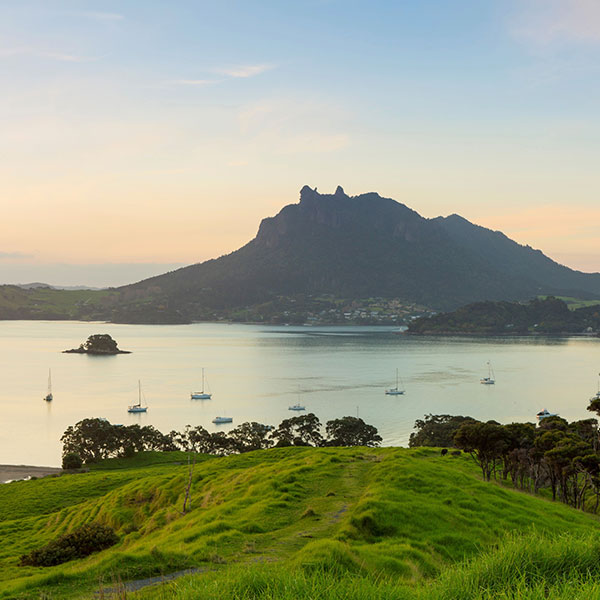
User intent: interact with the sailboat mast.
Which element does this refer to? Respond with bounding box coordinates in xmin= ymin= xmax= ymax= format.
xmin=202 ymin=368 xmax=205 ymax=393
xmin=48 ymin=369 xmax=52 ymax=394
xmin=396 ymin=368 xmax=399 ymax=389
xmin=138 ymin=380 xmax=141 ymax=406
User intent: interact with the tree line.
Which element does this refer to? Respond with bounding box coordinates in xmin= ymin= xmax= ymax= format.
xmin=61 ymin=414 xmax=382 ymax=467
xmin=410 ymin=401 xmax=600 ymax=512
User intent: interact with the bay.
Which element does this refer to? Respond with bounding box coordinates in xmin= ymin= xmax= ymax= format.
xmin=1 ymin=321 xmax=599 ymax=467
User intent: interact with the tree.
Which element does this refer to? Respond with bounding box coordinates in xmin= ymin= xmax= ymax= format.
xmin=228 ymin=422 xmax=273 ymax=453
xmin=454 ymin=421 xmax=507 ymax=481
xmin=324 ymin=417 xmax=382 ymax=447
xmin=271 ymin=413 xmax=322 ymax=447
xmin=82 ymin=334 xmax=120 ymax=353
xmin=62 ymin=452 xmax=83 ymax=470
xmin=61 ymin=418 xmax=120 ymax=463
xmin=409 ymin=414 xmax=477 ymax=448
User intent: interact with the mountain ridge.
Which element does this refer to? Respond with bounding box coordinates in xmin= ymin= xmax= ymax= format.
xmin=118 ymin=186 xmax=600 ymax=317
xmin=1 ymin=186 xmax=598 ymax=324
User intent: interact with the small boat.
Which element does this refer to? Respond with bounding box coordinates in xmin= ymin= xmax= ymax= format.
xmin=385 ymin=368 xmax=405 ymax=395
xmin=128 ymin=380 xmax=148 ymax=413
xmin=43 ymin=369 xmax=53 ymax=402
xmin=288 ymin=403 xmax=305 ymax=411
xmin=480 ymin=361 xmax=495 ymax=385
xmin=191 ymin=368 xmax=212 ymax=400
xmin=536 ymin=408 xmax=557 ymax=422
xmin=212 ymin=416 xmax=233 ymax=424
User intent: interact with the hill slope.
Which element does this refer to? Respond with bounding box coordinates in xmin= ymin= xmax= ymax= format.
xmin=120 ymin=186 xmax=600 ymax=315
xmin=2 ymin=447 xmax=600 ymax=599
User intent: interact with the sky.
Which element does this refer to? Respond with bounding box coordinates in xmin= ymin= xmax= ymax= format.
xmin=1 ymin=0 xmax=600 ymax=287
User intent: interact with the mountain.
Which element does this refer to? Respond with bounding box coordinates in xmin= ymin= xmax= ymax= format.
xmin=118 ymin=186 xmax=600 ymax=317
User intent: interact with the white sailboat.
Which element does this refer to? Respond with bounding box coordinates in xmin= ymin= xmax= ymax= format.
xmin=43 ymin=369 xmax=53 ymax=402
xmin=191 ymin=368 xmax=212 ymax=400
xmin=480 ymin=361 xmax=495 ymax=385
xmin=128 ymin=380 xmax=148 ymax=413
xmin=289 ymin=403 xmax=305 ymax=411
xmin=385 ymin=369 xmax=405 ymax=395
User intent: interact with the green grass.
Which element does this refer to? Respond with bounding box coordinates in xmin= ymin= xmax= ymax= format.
xmin=130 ymin=532 xmax=600 ymax=600
xmin=0 ymin=285 xmax=115 ymax=319
xmin=1 ymin=447 xmax=600 ymax=599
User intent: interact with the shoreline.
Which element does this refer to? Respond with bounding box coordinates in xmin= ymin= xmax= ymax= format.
xmin=0 ymin=464 xmax=62 ymax=484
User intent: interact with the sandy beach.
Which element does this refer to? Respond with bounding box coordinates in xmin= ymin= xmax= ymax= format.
xmin=0 ymin=465 xmax=62 ymax=484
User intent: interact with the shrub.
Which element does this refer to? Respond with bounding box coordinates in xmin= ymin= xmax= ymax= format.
xmin=62 ymin=452 xmax=83 ymax=470
xmin=19 ymin=523 xmax=118 ymax=567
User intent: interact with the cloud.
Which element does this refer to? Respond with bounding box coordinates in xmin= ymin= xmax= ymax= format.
xmin=511 ymin=0 xmax=600 ymax=45
xmin=168 ymin=63 xmax=274 ymax=88
xmin=0 ymin=47 xmax=98 ymax=62
xmin=215 ymin=63 xmax=274 ymax=78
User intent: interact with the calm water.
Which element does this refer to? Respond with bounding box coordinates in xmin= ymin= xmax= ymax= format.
xmin=2 ymin=321 xmax=600 ymax=467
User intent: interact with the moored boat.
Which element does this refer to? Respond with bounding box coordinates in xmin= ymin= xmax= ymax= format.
xmin=385 ymin=368 xmax=405 ymax=395
xmin=212 ymin=416 xmax=233 ymax=424
xmin=191 ymin=368 xmax=212 ymax=400
xmin=128 ymin=381 xmax=148 ymax=413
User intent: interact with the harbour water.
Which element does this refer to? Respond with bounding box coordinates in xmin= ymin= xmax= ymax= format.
xmin=2 ymin=321 xmax=599 ymax=467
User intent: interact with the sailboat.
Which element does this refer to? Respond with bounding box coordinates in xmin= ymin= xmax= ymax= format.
xmin=128 ymin=380 xmax=148 ymax=413
xmin=43 ymin=369 xmax=53 ymax=402
xmin=191 ymin=368 xmax=212 ymax=400
xmin=385 ymin=368 xmax=405 ymax=395
xmin=480 ymin=361 xmax=495 ymax=385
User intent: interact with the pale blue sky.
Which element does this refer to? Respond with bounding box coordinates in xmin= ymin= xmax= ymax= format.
xmin=1 ymin=0 xmax=600 ymax=286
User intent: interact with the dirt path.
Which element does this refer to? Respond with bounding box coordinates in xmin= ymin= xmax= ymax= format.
xmin=95 ymin=567 xmax=213 ymax=595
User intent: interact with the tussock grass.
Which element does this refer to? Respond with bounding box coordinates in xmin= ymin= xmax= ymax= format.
xmin=2 ymin=447 xmax=600 ymax=598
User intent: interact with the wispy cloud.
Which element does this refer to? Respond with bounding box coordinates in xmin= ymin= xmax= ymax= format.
xmin=168 ymin=63 xmax=274 ymax=88
xmin=511 ymin=0 xmax=600 ymax=45
xmin=215 ymin=63 xmax=275 ymax=78
xmin=0 ymin=47 xmax=99 ymax=62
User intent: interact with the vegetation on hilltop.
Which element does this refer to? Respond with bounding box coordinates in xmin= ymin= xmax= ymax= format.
xmin=60 ymin=415 xmax=382 ymax=465
xmin=408 ymin=401 xmax=600 ymax=513
xmin=408 ymin=296 xmax=600 ymax=335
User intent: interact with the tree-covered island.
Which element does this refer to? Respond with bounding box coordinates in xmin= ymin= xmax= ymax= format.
xmin=63 ymin=334 xmax=131 ymax=355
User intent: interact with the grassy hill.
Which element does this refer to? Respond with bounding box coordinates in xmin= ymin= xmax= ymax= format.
xmin=2 ymin=448 xmax=600 ymax=599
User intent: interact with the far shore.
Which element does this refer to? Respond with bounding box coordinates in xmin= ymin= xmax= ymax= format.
xmin=0 ymin=464 xmax=62 ymax=484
